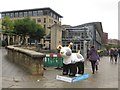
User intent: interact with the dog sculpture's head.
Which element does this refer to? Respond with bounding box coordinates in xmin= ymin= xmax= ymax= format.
xmin=57 ymin=42 xmax=73 ymax=57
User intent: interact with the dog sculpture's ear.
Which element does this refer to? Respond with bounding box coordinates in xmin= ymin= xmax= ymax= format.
xmin=68 ymin=42 xmax=73 ymax=48
xmin=57 ymin=45 xmax=63 ymax=50
xmin=77 ymin=50 xmax=80 ymax=54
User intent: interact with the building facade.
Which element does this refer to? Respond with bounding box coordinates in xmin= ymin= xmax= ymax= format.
xmin=1 ymin=7 xmax=63 ymax=46
xmin=62 ymin=22 xmax=103 ymax=57
xmin=108 ymin=39 xmax=119 ymax=45
xmin=102 ymin=32 xmax=108 ymax=44
xmin=1 ymin=7 xmax=63 ymax=36
xmin=0 ymin=8 xmax=104 ymax=56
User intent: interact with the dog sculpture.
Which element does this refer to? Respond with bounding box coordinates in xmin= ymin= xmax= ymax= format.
xmin=57 ymin=42 xmax=84 ymax=76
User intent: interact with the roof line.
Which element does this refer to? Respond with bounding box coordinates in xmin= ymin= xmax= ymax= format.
xmin=0 ymin=7 xmax=63 ymax=18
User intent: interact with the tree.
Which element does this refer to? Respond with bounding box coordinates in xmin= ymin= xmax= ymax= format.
xmin=29 ymin=23 xmax=45 ymax=47
xmin=2 ymin=16 xmax=14 ymax=45
xmin=14 ymin=17 xmax=44 ymax=46
xmin=2 ymin=16 xmax=14 ymax=31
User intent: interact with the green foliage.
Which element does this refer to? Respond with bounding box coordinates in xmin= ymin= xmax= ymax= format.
xmin=2 ymin=16 xmax=14 ymax=33
xmin=14 ymin=17 xmax=32 ymax=35
xmin=30 ymin=24 xmax=45 ymax=40
xmin=14 ymin=17 xmax=44 ymax=45
xmin=104 ymin=44 xmax=119 ymax=50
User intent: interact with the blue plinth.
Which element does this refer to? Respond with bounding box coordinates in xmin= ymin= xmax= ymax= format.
xmin=72 ymin=74 xmax=89 ymax=82
xmin=56 ymin=74 xmax=89 ymax=83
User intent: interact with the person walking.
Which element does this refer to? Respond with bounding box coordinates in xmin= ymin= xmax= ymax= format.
xmin=88 ymin=46 xmax=100 ymax=74
xmin=113 ymin=48 xmax=118 ymax=63
xmin=109 ymin=48 xmax=114 ymax=63
xmin=118 ymin=48 xmax=120 ymax=57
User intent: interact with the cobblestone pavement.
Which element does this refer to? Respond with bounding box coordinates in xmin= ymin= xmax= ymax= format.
xmin=1 ymin=48 xmax=118 ymax=88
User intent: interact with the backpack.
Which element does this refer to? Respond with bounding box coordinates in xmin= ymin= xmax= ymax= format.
xmin=114 ymin=50 xmax=118 ymax=56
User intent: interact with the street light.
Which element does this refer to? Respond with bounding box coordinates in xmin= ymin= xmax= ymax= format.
xmin=83 ymin=26 xmax=88 ymax=60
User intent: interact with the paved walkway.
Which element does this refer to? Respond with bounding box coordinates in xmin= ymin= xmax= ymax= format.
xmin=1 ymin=48 xmax=118 ymax=88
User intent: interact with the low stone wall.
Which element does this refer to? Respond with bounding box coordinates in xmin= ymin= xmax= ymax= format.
xmin=6 ymin=46 xmax=46 ymax=76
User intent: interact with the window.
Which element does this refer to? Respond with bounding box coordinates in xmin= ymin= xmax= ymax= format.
xmin=10 ymin=13 xmax=14 ymax=18
xmin=81 ymin=33 xmax=84 ymax=38
xmin=15 ymin=12 xmax=18 ymax=17
xmin=6 ymin=13 xmax=9 ymax=16
xmin=37 ymin=18 xmax=41 ymax=22
xmin=43 ymin=10 xmax=48 ymax=15
xmin=1 ymin=14 xmax=5 ymax=18
xmin=19 ymin=12 xmax=23 ymax=17
xmin=44 ymin=18 xmax=46 ymax=23
xmin=44 ymin=24 xmax=46 ymax=31
xmin=50 ymin=12 xmax=53 ymax=17
xmin=28 ymin=11 xmax=32 ymax=16
xmin=38 ymin=10 xmax=43 ymax=16
xmin=33 ymin=11 xmax=37 ymax=16
xmin=24 ymin=12 xmax=28 ymax=17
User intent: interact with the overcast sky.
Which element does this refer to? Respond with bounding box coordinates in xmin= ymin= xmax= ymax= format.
xmin=0 ymin=0 xmax=119 ymax=39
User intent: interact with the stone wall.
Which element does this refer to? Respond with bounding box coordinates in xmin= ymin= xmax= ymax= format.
xmin=6 ymin=46 xmax=46 ymax=76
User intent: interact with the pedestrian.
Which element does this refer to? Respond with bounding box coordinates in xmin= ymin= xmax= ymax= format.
xmin=109 ymin=48 xmax=114 ymax=63
xmin=88 ymin=45 xmax=100 ymax=74
xmin=113 ymin=48 xmax=118 ymax=63
xmin=118 ymin=48 xmax=120 ymax=57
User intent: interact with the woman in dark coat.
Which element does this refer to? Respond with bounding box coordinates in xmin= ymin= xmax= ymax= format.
xmin=88 ymin=46 xmax=100 ymax=74
xmin=109 ymin=48 xmax=114 ymax=63
xmin=113 ymin=48 xmax=118 ymax=63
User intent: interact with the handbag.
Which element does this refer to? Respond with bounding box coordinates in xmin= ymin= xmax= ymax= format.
xmin=95 ymin=60 xmax=100 ymax=65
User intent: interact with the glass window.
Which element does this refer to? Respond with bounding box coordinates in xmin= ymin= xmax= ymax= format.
xmin=38 ymin=10 xmax=43 ymax=16
xmin=1 ymin=14 xmax=5 ymax=18
xmin=81 ymin=33 xmax=84 ymax=38
xmin=50 ymin=12 xmax=53 ymax=17
xmin=33 ymin=11 xmax=37 ymax=16
xmin=24 ymin=12 xmax=28 ymax=17
xmin=43 ymin=10 xmax=48 ymax=15
xmin=10 ymin=13 xmax=14 ymax=18
xmin=15 ymin=12 xmax=18 ymax=17
xmin=53 ymin=14 xmax=56 ymax=19
xmin=44 ymin=18 xmax=46 ymax=23
xmin=37 ymin=18 xmax=41 ymax=22
xmin=28 ymin=11 xmax=33 ymax=16
xmin=6 ymin=13 xmax=9 ymax=16
xmin=19 ymin=12 xmax=23 ymax=17
xmin=52 ymin=13 xmax=54 ymax=18
xmin=44 ymin=24 xmax=46 ymax=31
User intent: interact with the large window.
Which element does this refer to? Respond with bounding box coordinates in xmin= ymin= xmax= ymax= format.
xmin=10 ymin=13 xmax=14 ymax=18
xmin=38 ymin=10 xmax=43 ymax=16
xmin=33 ymin=11 xmax=37 ymax=16
xmin=1 ymin=14 xmax=5 ymax=18
xmin=50 ymin=12 xmax=53 ymax=17
xmin=6 ymin=13 xmax=10 ymax=17
xmin=53 ymin=14 xmax=56 ymax=19
xmin=28 ymin=11 xmax=33 ymax=16
xmin=43 ymin=10 xmax=48 ymax=15
xmin=19 ymin=12 xmax=23 ymax=17
xmin=24 ymin=12 xmax=28 ymax=17
xmin=15 ymin=12 xmax=19 ymax=17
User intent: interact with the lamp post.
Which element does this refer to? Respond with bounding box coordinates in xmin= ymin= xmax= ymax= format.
xmin=83 ymin=27 xmax=88 ymax=60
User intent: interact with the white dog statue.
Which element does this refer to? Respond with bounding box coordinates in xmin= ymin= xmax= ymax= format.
xmin=57 ymin=42 xmax=84 ymax=76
